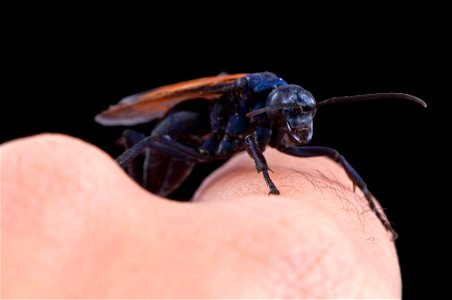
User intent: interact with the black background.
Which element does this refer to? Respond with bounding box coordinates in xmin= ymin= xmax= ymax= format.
xmin=3 ymin=7 xmax=446 ymax=298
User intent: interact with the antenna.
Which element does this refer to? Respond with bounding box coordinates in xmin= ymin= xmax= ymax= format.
xmin=317 ymin=93 xmax=427 ymax=109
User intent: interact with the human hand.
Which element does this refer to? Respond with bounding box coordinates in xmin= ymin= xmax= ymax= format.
xmin=1 ymin=134 xmax=400 ymax=298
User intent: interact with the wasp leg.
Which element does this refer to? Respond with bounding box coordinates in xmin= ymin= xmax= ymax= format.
xmin=116 ymin=133 xmax=279 ymax=195
xmin=116 ymin=134 xmax=218 ymax=168
xmin=117 ymin=134 xmax=152 ymax=168
xmin=245 ymin=135 xmax=280 ymax=195
xmin=121 ymin=129 xmax=146 ymax=183
xmin=116 ymin=134 xmax=210 ymax=197
xmin=277 ymin=145 xmax=397 ymax=240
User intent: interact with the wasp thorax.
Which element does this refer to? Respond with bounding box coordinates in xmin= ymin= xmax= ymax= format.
xmin=266 ymin=85 xmax=317 ymax=145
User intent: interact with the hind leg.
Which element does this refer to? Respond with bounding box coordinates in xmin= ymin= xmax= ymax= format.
xmin=118 ymin=130 xmax=201 ymax=196
xmin=118 ymin=99 xmax=212 ymax=196
xmin=121 ymin=129 xmax=146 ymax=184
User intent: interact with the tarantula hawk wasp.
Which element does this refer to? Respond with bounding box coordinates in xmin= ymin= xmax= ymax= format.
xmin=96 ymin=72 xmax=426 ymax=239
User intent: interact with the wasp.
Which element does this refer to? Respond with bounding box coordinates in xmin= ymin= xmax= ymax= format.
xmin=96 ymin=72 xmax=426 ymax=239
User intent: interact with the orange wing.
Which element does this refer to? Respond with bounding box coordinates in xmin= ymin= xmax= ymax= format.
xmin=95 ymin=73 xmax=247 ymax=126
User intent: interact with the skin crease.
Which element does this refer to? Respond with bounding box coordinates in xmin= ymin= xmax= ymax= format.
xmin=1 ymin=134 xmax=401 ymax=298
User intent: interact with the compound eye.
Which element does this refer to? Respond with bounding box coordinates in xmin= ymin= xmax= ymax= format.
xmin=298 ymin=91 xmax=316 ymax=110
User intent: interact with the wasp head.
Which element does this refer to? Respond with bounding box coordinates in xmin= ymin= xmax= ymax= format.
xmin=266 ymin=85 xmax=317 ymax=145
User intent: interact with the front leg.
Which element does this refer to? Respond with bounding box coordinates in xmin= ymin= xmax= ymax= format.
xmin=245 ymin=135 xmax=280 ymax=195
xmin=278 ymin=145 xmax=397 ymax=240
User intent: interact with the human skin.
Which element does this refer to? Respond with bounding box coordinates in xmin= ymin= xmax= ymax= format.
xmin=1 ymin=134 xmax=401 ymax=298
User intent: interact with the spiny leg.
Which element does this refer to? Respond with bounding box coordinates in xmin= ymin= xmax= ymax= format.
xmin=121 ymin=129 xmax=146 ymax=183
xmin=135 ymin=134 xmax=280 ymax=195
xmin=245 ymin=135 xmax=279 ymax=195
xmin=278 ymin=145 xmax=397 ymax=240
xmin=116 ymin=134 xmax=153 ymax=168
xmin=116 ymin=133 xmax=222 ymax=169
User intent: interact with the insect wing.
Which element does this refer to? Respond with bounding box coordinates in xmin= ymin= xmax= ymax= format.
xmin=95 ymin=73 xmax=247 ymax=126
